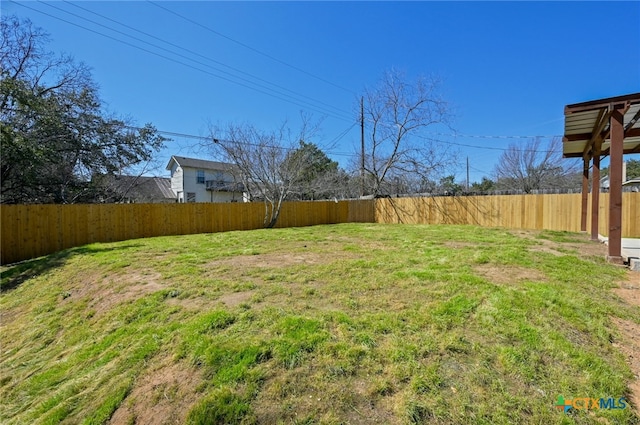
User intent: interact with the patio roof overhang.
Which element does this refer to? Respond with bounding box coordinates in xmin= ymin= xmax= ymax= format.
xmin=563 ymin=93 xmax=640 ymax=264
xmin=563 ymin=92 xmax=640 ymax=159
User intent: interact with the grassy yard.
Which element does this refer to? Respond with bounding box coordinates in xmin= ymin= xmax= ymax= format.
xmin=1 ymin=223 xmax=638 ymax=424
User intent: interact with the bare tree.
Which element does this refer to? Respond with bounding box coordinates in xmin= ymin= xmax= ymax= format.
xmin=0 ymin=16 xmax=91 ymax=105
xmin=361 ymin=69 xmax=456 ymax=197
xmin=210 ymin=120 xmax=320 ymax=228
xmin=493 ymin=137 xmax=581 ymax=193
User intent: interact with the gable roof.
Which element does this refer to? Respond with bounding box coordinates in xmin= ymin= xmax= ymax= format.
xmin=166 ymin=155 xmax=239 ymax=172
xmin=102 ymin=175 xmax=175 ymax=201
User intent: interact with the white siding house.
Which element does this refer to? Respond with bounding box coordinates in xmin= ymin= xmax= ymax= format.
xmin=166 ymin=156 xmax=245 ymax=203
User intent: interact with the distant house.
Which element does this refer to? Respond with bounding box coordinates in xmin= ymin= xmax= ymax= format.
xmin=599 ymin=162 xmax=639 ymax=192
xmin=166 ymin=155 xmax=245 ymax=203
xmin=623 ymin=178 xmax=640 ymax=192
xmin=601 ymin=176 xmax=640 ymax=193
xmin=96 ymin=175 xmax=176 ymax=203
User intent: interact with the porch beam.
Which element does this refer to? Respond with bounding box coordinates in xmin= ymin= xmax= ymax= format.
xmin=564 ymin=127 xmax=640 ymax=142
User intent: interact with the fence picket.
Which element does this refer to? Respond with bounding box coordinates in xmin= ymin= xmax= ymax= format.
xmin=2 ymin=193 xmax=638 ymax=264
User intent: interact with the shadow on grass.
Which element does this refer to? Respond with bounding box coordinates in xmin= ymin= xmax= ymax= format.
xmin=0 ymin=244 xmax=144 ymax=293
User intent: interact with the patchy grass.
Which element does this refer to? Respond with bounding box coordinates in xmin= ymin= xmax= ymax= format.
xmin=1 ymin=224 xmax=639 ymax=424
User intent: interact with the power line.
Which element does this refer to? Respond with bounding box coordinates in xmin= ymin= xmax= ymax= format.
xmin=120 ymin=127 xmax=587 ymax=182
xmin=469 ymin=165 xmax=491 ymax=174
xmin=11 ymin=1 xmax=567 ymax=155
xmin=147 ymin=1 xmax=356 ymax=96
xmin=327 ymin=123 xmax=357 ymax=146
xmin=36 ymin=1 xmax=352 ymax=121
xmin=126 ymin=123 xmax=564 ymax=161
xmin=60 ymin=0 xmax=352 ymax=119
xmin=412 ymin=133 xmax=564 ymax=154
xmin=7 ymin=3 xmax=566 ymax=159
xmin=124 ymin=119 xmax=564 ymax=156
xmin=450 ymin=132 xmax=560 ymax=140
xmin=14 ymin=1 xmax=353 ymax=122
xmin=359 ymin=109 xmax=562 ymax=153
xmin=124 ymin=125 xmax=357 ymax=158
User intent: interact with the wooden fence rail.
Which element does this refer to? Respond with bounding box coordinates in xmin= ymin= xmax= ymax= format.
xmin=374 ymin=193 xmax=639 ymax=237
xmin=1 ymin=193 xmax=638 ymax=264
xmin=0 ymin=200 xmax=375 ymax=265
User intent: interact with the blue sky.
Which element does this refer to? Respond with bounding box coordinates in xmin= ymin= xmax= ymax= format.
xmin=4 ymin=1 xmax=639 ymax=183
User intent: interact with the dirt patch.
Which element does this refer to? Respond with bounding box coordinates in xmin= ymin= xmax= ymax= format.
xmin=512 ymin=230 xmax=608 ymax=258
xmin=252 ymin=370 xmax=398 ymax=424
xmin=613 ymin=272 xmax=640 ymax=307
xmin=474 ymin=264 xmax=547 ymax=285
xmin=611 ymin=317 xmax=640 ymax=412
xmin=528 ymin=242 xmax=565 ymax=256
xmin=443 ymin=241 xmax=477 ymax=249
xmin=531 ymin=238 xmax=608 ymax=258
xmin=567 ymin=240 xmax=609 ymax=258
xmin=165 ymin=296 xmax=213 ymax=311
xmin=208 ymin=252 xmax=335 ymax=270
xmin=611 ymin=272 xmax=640 ymax=413
xmin=109 ymin=358 xmax=202 ymax=425
xmin=165 ymin=290 xmax=256 ymax=311
xmin=66 ymin=271 xmax=164 ymax=317
xmin=218 ymin=290 xmax=254 ymax=307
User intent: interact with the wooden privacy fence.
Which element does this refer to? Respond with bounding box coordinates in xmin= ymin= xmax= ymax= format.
xmin=1 ymin=193 xmax=638 ymax=264
xmin=595 ymin=193 xmax=640 ymax=238
xmin=375 ymin=193 xmax=639 ymax=237
xmin=0 ymin=200 xmax=375 ymax=265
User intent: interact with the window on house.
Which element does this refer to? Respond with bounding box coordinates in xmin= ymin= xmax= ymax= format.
xmin=196 ymin=170 xmax=205 ymax=184
xmin=186 ymin=192 xmax=196 ymax=203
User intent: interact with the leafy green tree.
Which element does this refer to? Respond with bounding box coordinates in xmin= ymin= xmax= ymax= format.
xmin=627 ymin=159 xmax=640 ymax=179
xmin=601 ymin=159 xmax=640 ymax=180
xmin=1 ymin=16 xmax=165 ymax=204
xmin=470 ymin=177 xmax=495 ymax=193
xmin=438 ymin=175 xmax=463 ymax=195
xmin=285 ymin=141 xmax=341 ymax=200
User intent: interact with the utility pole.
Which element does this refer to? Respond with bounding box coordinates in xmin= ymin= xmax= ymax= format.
xmin=466 ymin=156 xmax=470 ymax=191
xmin=360 ymin=96 xmax=365 ymax=197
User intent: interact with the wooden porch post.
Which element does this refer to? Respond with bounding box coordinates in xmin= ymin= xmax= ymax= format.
xmin=590 ymin=153 xmax=600 ymax=241
xmin=581 ymin=156 xmax=589 ymax=232
xmin=607 ymin=105 xmax=625 ymax=262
